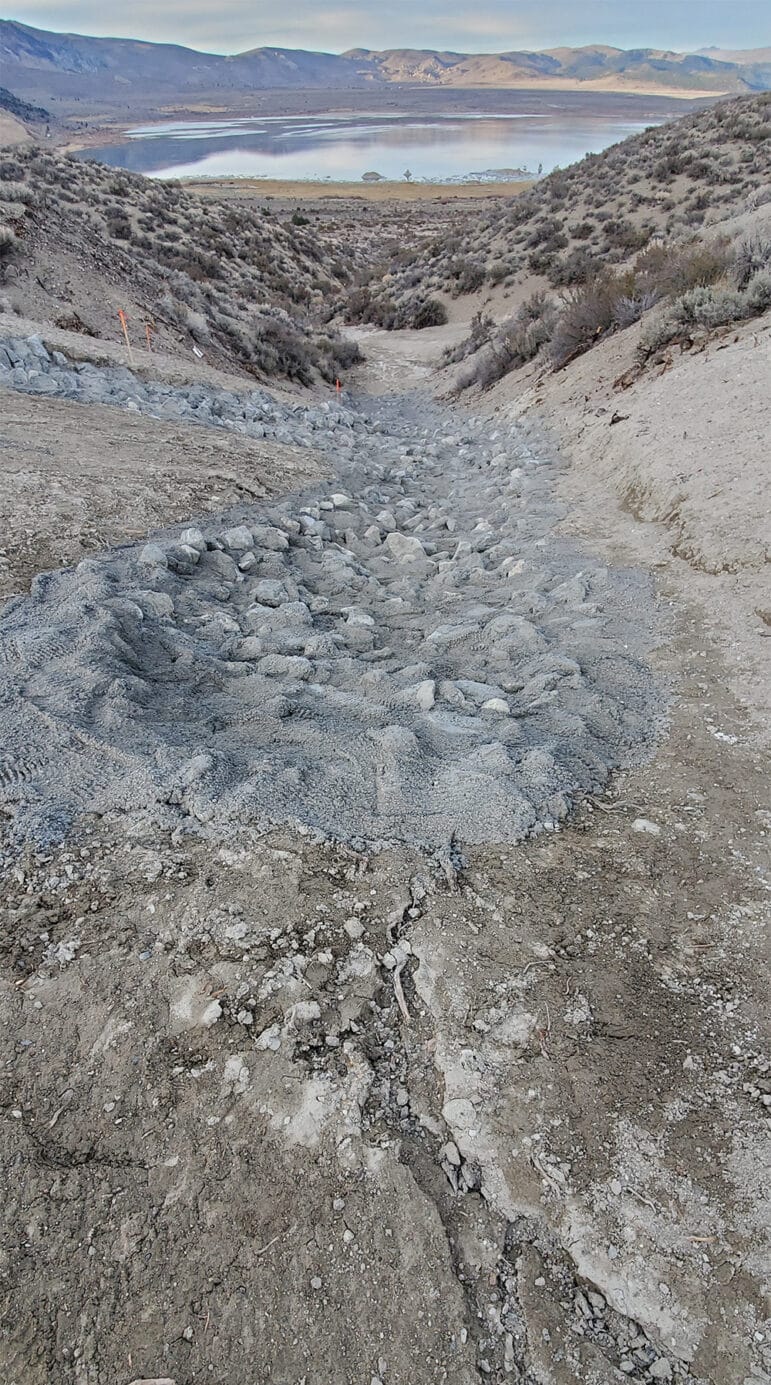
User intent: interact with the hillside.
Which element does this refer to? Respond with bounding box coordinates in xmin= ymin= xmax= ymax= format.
xmin=0 ymin=145 xmax=360 ymax=384
xmin=347 ymin=93 xmax=771 ymax=348
xmin=1 ymin=20 xmax=770 ymax=115
xmin=352 ymin=44 xmax=771 ymax=94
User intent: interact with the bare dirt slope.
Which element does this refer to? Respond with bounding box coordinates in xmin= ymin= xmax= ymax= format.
xmin=492 ymin=310 xmax=771 ymax=734
xmin=0 ymin=307 xmax=769 ymax=1385
xmin=0 ymin=385 xmax=325 ymax=600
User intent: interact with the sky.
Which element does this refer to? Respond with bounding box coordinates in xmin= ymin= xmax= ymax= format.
xmin=3 ymin=0 xmax=769 ymax=55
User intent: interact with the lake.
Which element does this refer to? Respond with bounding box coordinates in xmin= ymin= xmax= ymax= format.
xmin=77 ymin=109 xmax=667 ymax=183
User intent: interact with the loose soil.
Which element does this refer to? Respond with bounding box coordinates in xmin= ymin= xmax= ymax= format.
xmin=0 ymin=312 xmax=768 ymax=1385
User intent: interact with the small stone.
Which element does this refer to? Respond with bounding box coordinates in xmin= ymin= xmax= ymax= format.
xmin=138 ymin=543 xmax=168 ymax=568
xmin=179 ymin=527 xmax=206 ymax=551
xmin=649 ymin=1361 xmax=673 ymax=1381
xmin=182 ymin=1326 xmax=193 ymax=1341
xmin=310 ymin=1276 xmax=323 ymax=1290
xmin=222 ymin=525 xmax=254 ymax=552
xmin=343 ymin=1229 xmax=354 ymax=1244
xmin=632 ymin=818 xmax=661 ymax=836
xmin=534 ymin=1276 xmax=546 ymax=1287
xmin=253 ymin=579 xmax=287 ymax=607
xmin=255 ymin=1024 xmax=282 ymax=1052
xmin=482 ymin=697 xmax=509 ymax=714
xmin=383 ymin=531 xmax=426 ymax=563
xmin=440 ymin=1140 xmax=461 ymax=1167
xmin=610 ymin=1179 xmax=623 ymax=1196
xmin=411 ymin=679 xmax=436 ymax=711
xmin=333 ymin=1197 xmax=345 ymax=1211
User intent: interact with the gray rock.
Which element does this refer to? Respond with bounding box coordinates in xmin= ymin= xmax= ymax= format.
xmin=648 ymin=1363 xmax=673 ymax=1381
xmin=179 ymin=526 xmax=207 ymax=552
xmin=383 ymin=532 xmax=426 ymax=564
xmin=138 ymin=544 xmax=168 ymax=569
xmin=253 ymin=580 xmax=288 ymax=608
xmin=204 ymin=550 xmax=239 ymax=581
xmin=258 ymin=654 xmax=313 ymax=679
xmin=222 ymin=525 xmax=254 ymax=553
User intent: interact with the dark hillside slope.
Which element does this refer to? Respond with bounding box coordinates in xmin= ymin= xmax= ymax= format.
xmin=0 ymin=21 xmax=376 ymax=106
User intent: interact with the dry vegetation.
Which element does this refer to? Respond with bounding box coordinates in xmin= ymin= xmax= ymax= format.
xmin=348 ymin=93 xmax=771 ymax=384
xmin=1 ymin=94 xmax=769 ymax=388
xmin=0 ymin=146 xmax=362 ymax=383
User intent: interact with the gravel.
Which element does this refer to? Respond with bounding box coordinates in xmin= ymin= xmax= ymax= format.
xmin=0 ymin=338 xmax=664 ymax=850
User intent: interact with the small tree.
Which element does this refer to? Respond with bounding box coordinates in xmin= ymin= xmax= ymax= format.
xmin=403 ymin=168 xmax=413 ymax=182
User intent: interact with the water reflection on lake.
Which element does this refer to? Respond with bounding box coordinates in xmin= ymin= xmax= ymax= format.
xmin=77 ymin=110 xmax=666 ymax=182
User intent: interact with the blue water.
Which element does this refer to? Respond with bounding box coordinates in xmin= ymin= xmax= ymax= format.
xmin=78 ymin=110 xmax=666 ymax=182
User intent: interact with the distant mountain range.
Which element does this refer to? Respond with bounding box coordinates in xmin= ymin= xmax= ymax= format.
xmin=1 ymin=20 xmax=770 ymax=113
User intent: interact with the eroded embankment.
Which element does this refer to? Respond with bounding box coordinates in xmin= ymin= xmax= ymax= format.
xmin=0 ymin=339 xmax=663 ymax=850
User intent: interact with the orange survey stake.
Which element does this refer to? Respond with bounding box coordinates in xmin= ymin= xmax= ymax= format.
xmin=117 ymin=308 xmax=134 ymax=364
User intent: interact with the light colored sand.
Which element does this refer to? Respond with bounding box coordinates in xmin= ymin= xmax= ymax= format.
xmin=186 ymin=177 xmax=532 ymax=203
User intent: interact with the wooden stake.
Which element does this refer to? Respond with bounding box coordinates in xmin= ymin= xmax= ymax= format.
xmin=118 ymin=309 xmax=134 ymax=365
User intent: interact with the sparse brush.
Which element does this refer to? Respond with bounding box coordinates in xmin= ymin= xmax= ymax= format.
xmin=443 ymin=310 xmax=495 ymax=365
xmin=549 ymin=273 xmax=631 ymax=367
xmin=455 ymin=292 xmax=557 ymax=389
xmin=637 ymin=270 xmax=771 ymax=360
xmin=733 ymin=235 xmax=771 ymax=289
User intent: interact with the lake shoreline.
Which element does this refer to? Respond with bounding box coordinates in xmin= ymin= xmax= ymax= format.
xmin=184 ymin=176 xmax=534 ymax=201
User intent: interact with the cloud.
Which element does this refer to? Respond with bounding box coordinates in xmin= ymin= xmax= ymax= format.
xmin=4 ymin=0 xmax=770 ymax=54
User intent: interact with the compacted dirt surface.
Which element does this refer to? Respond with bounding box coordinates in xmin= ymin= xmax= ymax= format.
xmin=0 ymin=323 xmax=769 ymax=1385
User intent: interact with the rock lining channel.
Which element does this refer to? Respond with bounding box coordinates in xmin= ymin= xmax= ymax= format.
xmin=0 ymin=337 xmax=664 ymax=848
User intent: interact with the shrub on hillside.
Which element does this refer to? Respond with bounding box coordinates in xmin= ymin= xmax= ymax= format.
xmin=634 ymin=238 xmax=732 ymax=298
xmin=345 ymin=286 xmax=446 ymax=330
xmin=0 ymin=225 xmax=18 ymax=278
xmin=456 ymin=293 xmax=557 ymax=389
xmin=412 ymin=297 xmax=448 ymax=328
xmin=443 ymin=310 xmax=495 ymax=365
xmin=637 ymin=270 xmax=771 ymax=359
xmin=733 ymin=235 xmax=771 ymax=289
xmin=549 ymin=274 xmax=631 ymax=367
xmin=447 ymin=259 xmax=486 ymax=296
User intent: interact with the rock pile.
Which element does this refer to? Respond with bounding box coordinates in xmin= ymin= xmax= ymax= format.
xmin=0 ymin=341 xmax=663 ymax=848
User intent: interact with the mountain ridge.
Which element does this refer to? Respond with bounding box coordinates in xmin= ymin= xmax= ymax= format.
xmin=2 ymin=20 xmax=770 ymax=112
